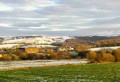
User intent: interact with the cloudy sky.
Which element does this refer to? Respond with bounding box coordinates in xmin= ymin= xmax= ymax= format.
xmin=0 ymin=0 xmax=120 ymax=36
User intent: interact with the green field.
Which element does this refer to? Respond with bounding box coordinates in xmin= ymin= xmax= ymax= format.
xmin=0 ymin=63 xmax=120 ymax=82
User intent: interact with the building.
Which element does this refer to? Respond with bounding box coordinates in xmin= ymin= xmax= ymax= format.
xmin=57 ymin=47 xmax=74 ymax=51
xmin=19 ymin=46 xmax=40 ymax=54
xmin=0 ymin=51 xmax=8 ymax=58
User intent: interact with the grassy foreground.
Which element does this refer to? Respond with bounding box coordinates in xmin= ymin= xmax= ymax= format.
xmin=0 ymin=63 xmax=120 ymax=82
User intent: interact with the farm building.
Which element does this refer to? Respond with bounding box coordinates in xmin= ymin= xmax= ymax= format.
xmin=19 ymin=46 xmax=40 ymax=54
xmin=0 ymin=51 xmax=9 ymax=58
xmin=57 ymin=47 xmax=74 ymax=51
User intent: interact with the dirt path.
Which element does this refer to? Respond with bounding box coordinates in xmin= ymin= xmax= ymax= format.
xmin=0 ymin=59 xmax=88 ymax=70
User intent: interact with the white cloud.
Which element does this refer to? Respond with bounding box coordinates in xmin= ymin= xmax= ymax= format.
xmin=17 ymin=0 xmax=57 ymax=11
xmin=28 ymin=25 xmax=47 ymax=29
xmin=18 ymin=6 xmax=38 ymax=11
xmin=17 ymin=28 xmax=33 ymax=31
xmin=89 ymin=8 xmax=111 ymax=13
xmin=24 ymin=0 xmax=56 ymax=7
xmin=0 ymin=23 xmax=12 ymax=27
xmin=51 ymin=28 xmax=77 ymax=31
xmin=18 ymin=17 xmax=49 ymax=21
xmin=0 ymin=2 xmax=13 ymax=11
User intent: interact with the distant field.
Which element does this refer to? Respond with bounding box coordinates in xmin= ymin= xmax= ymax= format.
xmin=0 ymin=63 xmax=120 ymax=82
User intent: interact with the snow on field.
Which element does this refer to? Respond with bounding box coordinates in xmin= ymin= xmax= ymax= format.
xmin=2 ymin=36 xmax=72 ymax=44
xmin=89 ymin=46 xmax=120 ymax=51
xmin=0 ymin=59 xmax=88 ymax=70
xmin=0 ymin=44 xmax=19 ymax=49
xmin=21 ymin=45 xmax=57 ymax=48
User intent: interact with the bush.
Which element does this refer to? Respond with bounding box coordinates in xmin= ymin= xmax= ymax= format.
xmin=45 ymin=50 xmax=57 ymax=59
xmin=27 ymin=54 xmax=44 ymax=60
xmin=27 ymin=54 xmax=36 ymax=60
xmin=113 ymin=49 xmax=120 ymax=62
xmin=87 ymin=51 xmax=115 ymax=63
xmin=87 ymin=51 xmax=97 ymax=63
xmin=78 ymin=51 xmax=87 ymax=59
xmin=19 ymin=53 xmax=29 ymax=60
xmin=75 ymin=44 xmax=90 ymax=52
xmin=2 ymin=54 xmax=12 ymax=60
xmin=56 ymin=51 xmax=73 ymax=59
xmin=7 ymin=49 xmax=23 ymax=55
xmin=96 ymin=51 xmax=104 ymax=63
xmin=35 ymin=53 xmax=45 ymax=59
xmin=105 ymin=53 xmax=115 ymax=62
xmin=11 ymin=54 xmax=20 ymax=60
xmin=96 ymin=51 xmax=115 ymax=63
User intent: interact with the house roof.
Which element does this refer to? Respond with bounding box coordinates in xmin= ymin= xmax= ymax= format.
xmin=0 ymin=51 xmax=8 ymax=54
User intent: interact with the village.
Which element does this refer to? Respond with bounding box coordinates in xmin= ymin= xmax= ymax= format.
xmin=0 ymin=36 xmax=76 ymax=60
xmin=0 ymin=35 xmax=120 ymax=61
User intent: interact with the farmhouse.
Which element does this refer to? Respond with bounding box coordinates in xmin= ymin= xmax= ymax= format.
xmin=57 ymin=47 xmax=74 ymax=51
xmin=0 ymin=51 xmax=8 ymax=58
xmin=19 ymin=46 xmax=40 ymax=54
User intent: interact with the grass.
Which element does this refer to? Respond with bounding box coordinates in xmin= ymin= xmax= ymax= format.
xmin=0 ymin=63 xmax=120 ymax=82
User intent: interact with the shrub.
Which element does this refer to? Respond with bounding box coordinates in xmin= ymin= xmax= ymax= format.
xmin=39 ymin=49 xmax=45 ymax=53
xmin=35 ymin=53 xmax=45 ymax=59
xmin=87 ymin=51 xmax=115 ymax=63
xmin=19 ymin=53 xmax=29 ymax=60
xmin=27 ymin=54 xmax=36 ymax=60
xmin=97 ymin=51 xmax=115 ymax=63
xmin=11 ymin=54 xmax=20 ymax=60
xmin=105 ymin=53 xmax=115 ymax=62
xmin=2 ymin=54 xmax=12 ymax=60
xmin=27 ymin=54 xmax=43 ymax=60
xmin=113 ymin=49 xmax=120 ymax=62
xmin=14 ymin=49 xmax=24 ymax=55
xmin=56 ymin=51 xmax=73 ymax=59
xmin=96 ymin=51 xmax=104 ymax=63
xmin=45 ymin=50 xmax=57 ymax=59
xmin=87 ymin=51 xmax=97 ymax=63
xmin=7 ymin=49 xmax=23 ymax=55
xmin=75 ymin=44 xmax=90 ymax=52
xmin=78 ymin=51 xmax=87 ymax=59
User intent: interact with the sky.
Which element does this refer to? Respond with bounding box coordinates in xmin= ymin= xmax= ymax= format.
xmin=0 ymin=0 xmax=120 ymax=36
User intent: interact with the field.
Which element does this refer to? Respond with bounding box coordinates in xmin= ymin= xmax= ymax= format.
xmin=0 ymin=63 xmax=120 ymax=82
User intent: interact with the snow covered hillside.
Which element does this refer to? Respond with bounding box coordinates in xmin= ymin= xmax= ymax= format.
xmin=2 ymin=36 xmax=72 ymax=44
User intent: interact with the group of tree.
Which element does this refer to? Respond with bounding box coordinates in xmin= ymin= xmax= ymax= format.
xmin=93 ymin=38 xmax=120 ymax=47
xmin=1 ymin=43 xmax=91 ymax=61
xmin=0 ymin=48 xmax=76 ymax=60
xmin=73 ymin=44 xmax=120 ymax=63
xmin=61 ymin=39 xmax=88 ymax=48
xmin=87 ymin=49 xmax=120 ymax=63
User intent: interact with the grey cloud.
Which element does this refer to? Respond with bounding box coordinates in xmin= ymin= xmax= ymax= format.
xmin=0 ymin=0 xmax=120 ymax=36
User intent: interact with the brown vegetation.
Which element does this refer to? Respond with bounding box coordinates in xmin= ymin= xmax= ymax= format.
xmin=61 ymin=39 xmax=88 ymax=48
xmin=2 ymin=54 xmax=12 ymax=60
xmin=113 ymin=49 xmax=120 ymax=62
xmin=75 ymin=44 xmax=90 ymax=52
xmin=56 ymin=51 xmax=73 ymax=59
xmin=87 ymin=51 xmax=97 ymax=63
xmin=94 ymin=38 xmax=120 ymax=47
xmin=87 ymin=51 xmax=115 ymax=63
